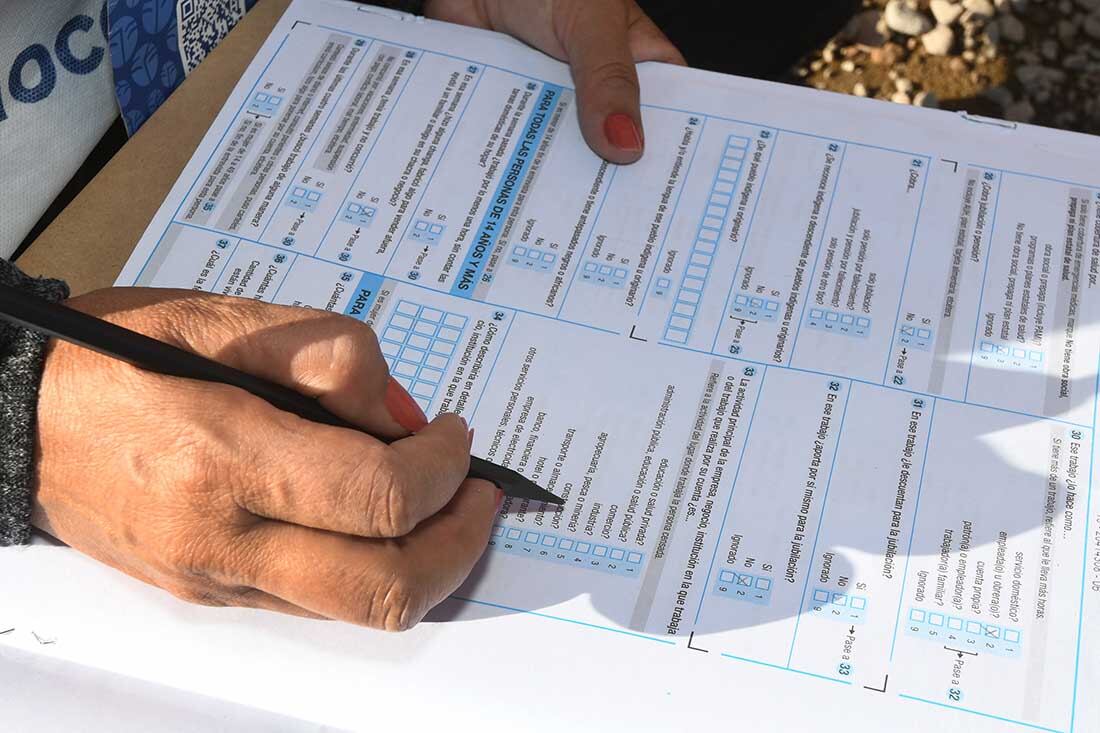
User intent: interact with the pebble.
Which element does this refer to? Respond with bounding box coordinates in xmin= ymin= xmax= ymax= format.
xmin=843 ymin=10 xmax=890 ymax=47
xmin=1041 ymin=39 xmax=1060 ymax=61
xmin=1059 ymin=20 xmax=1077 ymax=41
xmin=884 ymin=0 xmax=934 ymax=36
xmin=1079 ymin=0 xmax=1100 ymax=10
xmin=922 ymin=24 xmax=956 ymax=55
xmin=997 ymin=14 xmax=1026 ymax=43
xmin=1086 ymin=13 xmax=1100 ymax=40
xmin=895 ymin=77 xmax=914 ymax=94
xmin=962 ymin=0 xmax=996 ymax=19
xmin=930 ymin=0 xmax=965 ymax=24
xmin=1004 ymin=99 xmax=1035 ymax=122
xmin=1064 ymin=54 xmax=1089 ymax=70
xmin=853 ymin=82 xmax=869 ymax=97
xmin=891 ymin=90 xmax=913 ymax=104
xmin=840 ymin=59 xmax=857 ymax=72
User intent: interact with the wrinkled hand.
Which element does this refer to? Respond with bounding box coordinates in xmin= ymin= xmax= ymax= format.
xmin=425 ymin=0 xmax=685 ymax=163
xmin=32 ymin=287 xmax=500 ymax=630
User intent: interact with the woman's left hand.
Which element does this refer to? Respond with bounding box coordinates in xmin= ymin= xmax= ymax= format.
xmin=424 ymin=0 xmax=685 ymax=164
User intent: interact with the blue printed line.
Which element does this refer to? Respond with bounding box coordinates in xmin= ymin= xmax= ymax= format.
xmin=465 ymin=313 xmax=516 ymax=422
xmin=720 ymin=653 xmax=852 ymax=685
xmin=640 ymin=102 xmax=930 ymax=161
xmin=450 ymin=83 xmax=563 ymax=298
xmin=268 ymin=253 xmax=300 ymax=303
xmin=785 ymin=143 xmax=848 ymax=364
xmin=1069 ymin=351 xmax=1100 ymax=732
xmin=786 ymin=378 xmax=852 ymax=666
xmin=315 ymin=43 xmax=428 ymax=257
xmin=880 ymin=157 xmax=933 ymax=385
xmin=970 ymin=164 xmax=1100 ymax=193
xmin=555 ymin=163 xmax=619 ymax=317
xmin=167 ymin=220 xmax=619 ymax=336
xmin=888 ymin=398 xmax=938 ymax=661
xmin=207 ymin=238 xmax=243 ymax=293
xmin=634 ymin=116 xmax=708 ymax=316
xmin=962 ymin=170 xmax=1003 ymax=401
xmin=898 ymin=695 xmax=1064 ymax=733
xmin=259 ymin=38 xmax=374 ymax=241
xmin=709 ymin=129 xmax=779 ymax=355
xmin=453 ymin=596 xmax=675 ymax=645
xmin=692 ymin=367 xmax=768 ymax=625
xmin=374 ymin=60 xmax=484 ymax=270
xmin=132 ymin=33 xmax=291 ymax=286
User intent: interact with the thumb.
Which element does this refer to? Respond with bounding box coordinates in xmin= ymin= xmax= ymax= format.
xmin=560 ymin=3 xmax=645 ymax=164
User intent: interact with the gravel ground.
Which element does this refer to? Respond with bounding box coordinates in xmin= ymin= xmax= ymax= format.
xmin=791 ymin=0 xmax=1100 ymax=135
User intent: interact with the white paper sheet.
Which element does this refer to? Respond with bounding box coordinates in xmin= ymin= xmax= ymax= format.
xmin=5 ymin=1 xmax=1100 ymax=730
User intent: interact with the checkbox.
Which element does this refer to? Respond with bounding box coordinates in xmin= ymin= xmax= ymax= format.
xmin=420 ymin=308 xmax=443 ymax=323
xmin=431 ymin=341 xmax=455 ymax=356
xmin=506 ymin=529 xmax=521 ymax=540
xmin=524 ymin=532 xmax=539 ymax=544
xmin=755 ymin=578 xmax=771 ymax=591
xmin=380 ymin=341 xmax=400 ymax=358
xmin=400 ymin=346 xmax=426 ymax=364
xmin=665 ymin=329 xmax=688 ymax=343
xmin=406 ymin=334 xmax=431 ymax=351
xmin=542 ymin=536 xmax=556 ymax=547
xmin=491 ymin=526 xmax=504 ymax=537
xmin=928 ymin=613 xmax=944 ymax=627
xmin=966 ymin=621 xmax=982 ymax=634
xmin=419 ymin=367 xmax=443 ymax=384
xmin=670 ymin=316 xmax=692 ymax=330
xmin=1004 ymin=629 xmax=1020 ymax=643
xmin=947 ymin=617 xmax=962 ymax=630
xmin=984 ymin=625 xmax=999 ymax=639
xmin=575 ymin=542 xmax=591 ymax=554
xmin=610 ymin=549 xmax=625 ymax=560
xmin=832 ymin=593 xmax=847 ymax=606
xmin=627 ymin=552 xmax=642 ymax=563
xmin=389 ymin=315 xmax=414 ymax=330
xmin=720 ymin=571 xmax=736 ymax=583
xmin=810 ymin=309 xmax=824 ymax=319
xmin=825 ymin=312 xmax=839 ymax=322
xmin=735 ymin=574 xmax=751 ymax=587
xmin=411 ymin=381 xmax=435 ymax=399
xmin=438 ymin=327 xmax=462 ymax=342
xmin=592 ymin=546 xmax=608 ymax=557
xmin=850 ymin=596 xmax=865 ymax=610
xmin=396 ymin=301 xmax=419 ymax=316
xmin=814 ymin=590 xmax=830 ymax=603
xmin=413 ymin=321 xmax=437 ymax=337
xmin=393 ymin=361 xmax=418 ymax=378
xmin=415 ymin=221 xmax=428 ymax=231
xmin=909 ymin=609 xmax=926 ymax=622
xmin=559 ymin=539 xmax=574 ymax=550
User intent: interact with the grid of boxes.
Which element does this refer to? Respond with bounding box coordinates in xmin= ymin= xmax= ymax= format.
xmin=712 ymin=569 xmax=773 ymax=606
xmin=509 ymin=245 xmax=557 ymax=273
xmin=489 ymin=525 xmax=644 ymax=578
xmin=408 ymin=219 xmax=446 ymax=245
xmin=806 ymin=307 xmax=871 ymax=338
xmin=898 ymin=323 xmax=934 ymax=351
xmin=810 ymin=588 xmax=868 ymax=625
xmin=663 ymin=134 xmax=750 ymax=344
xmin=248 ymin=91 xmax=283 ymax=116
xmin=581 ymin=261 xmax=628 ymax=288
xmin=379 ymin=300 xmax=467 ymax=413
xmin=731 ymin=293 xmax=780 ymax=322
xmin=906 ymin=607 xmax=1022 ymax=658
xmin=287 ymin=185 xmax=323 ymax=212
xmin=978 ymin=340 xmax=1044 ymax=371
xmin=341 ymin=202 xmax=377 ymax=226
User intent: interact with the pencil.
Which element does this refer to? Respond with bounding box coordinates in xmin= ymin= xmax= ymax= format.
xmin=0 ymin=284 xmax=562 ymax=505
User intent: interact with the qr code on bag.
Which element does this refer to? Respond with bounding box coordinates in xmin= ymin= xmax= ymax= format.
xmin=178 ymin=0 xmax=247 ymax=74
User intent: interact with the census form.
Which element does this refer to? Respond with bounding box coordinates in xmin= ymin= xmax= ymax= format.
xmin=5 ymin=1 xmax=1100 ymax=730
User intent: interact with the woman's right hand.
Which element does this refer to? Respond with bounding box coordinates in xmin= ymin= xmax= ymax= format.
xmin=32 ymin=286 xmax=501 ymax=630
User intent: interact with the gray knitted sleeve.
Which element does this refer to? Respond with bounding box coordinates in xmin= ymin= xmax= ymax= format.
xmin=0 ymin=259 xmax=69 ymax=545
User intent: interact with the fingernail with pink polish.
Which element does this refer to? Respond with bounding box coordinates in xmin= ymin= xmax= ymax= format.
xmin=604 ymin=113 xmax=643 ymax=152
xmin=384 ymin=377 xmax=428 ymax=433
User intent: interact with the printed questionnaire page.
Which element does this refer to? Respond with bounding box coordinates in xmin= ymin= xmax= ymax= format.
xmin=104 ymin=0 xmax=1100 ymax=729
